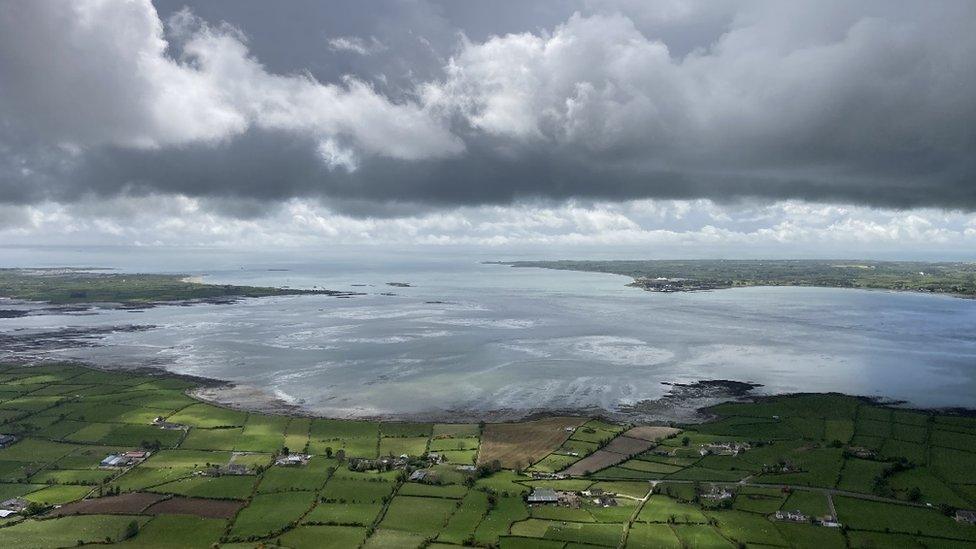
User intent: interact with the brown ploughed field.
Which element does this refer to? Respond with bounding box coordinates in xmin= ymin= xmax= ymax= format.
xmin=478 ymin=416 xmax=587 ymax=469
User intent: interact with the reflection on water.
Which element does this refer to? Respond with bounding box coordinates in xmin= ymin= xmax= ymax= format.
xmin=2 ymin=259 xmax=976 ymax=419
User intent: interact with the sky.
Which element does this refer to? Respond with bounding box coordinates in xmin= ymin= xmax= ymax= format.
xmin=0 ymin=0 xmax=974 ymax=259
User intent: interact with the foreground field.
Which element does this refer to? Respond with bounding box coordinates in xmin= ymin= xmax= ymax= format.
xmin=0 ymin=363 xmax=974 ymax=548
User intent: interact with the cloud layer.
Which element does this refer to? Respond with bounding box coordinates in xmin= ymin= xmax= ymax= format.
xmin=0 ymin=0 xmax=974 ymax=243
xmin=2 ymin=196 xmax=974 ymax=261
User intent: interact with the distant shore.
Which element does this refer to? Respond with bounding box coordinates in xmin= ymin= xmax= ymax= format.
xmin=0 ymin=267 xmax=363 ymax=306
xmin=491 ymin=259 xmax=976 ymax=298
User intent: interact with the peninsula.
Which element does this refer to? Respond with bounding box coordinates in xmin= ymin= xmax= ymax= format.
xmin=0 ymin=268 xmax=359 ymax=306
xmin=494 ymin=260 xmax=976 ymax=296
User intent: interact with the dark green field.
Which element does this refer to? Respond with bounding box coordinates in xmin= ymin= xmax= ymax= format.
xmin=496 ymin=259 xmax=976 ymax=296
xmin=0 ymin=363 xmax=974 ymax=547
xmin=0 ymin=269 xmax=352 ymax=305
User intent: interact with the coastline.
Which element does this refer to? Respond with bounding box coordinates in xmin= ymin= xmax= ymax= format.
xmin=7 ymin=359 xmax=974 ymax=427
xmin=491 ymin=260 xmax=976 ymax=300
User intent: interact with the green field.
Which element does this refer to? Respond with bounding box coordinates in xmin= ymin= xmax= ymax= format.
xmin=0 ymin=362 xmax=974 ymax=548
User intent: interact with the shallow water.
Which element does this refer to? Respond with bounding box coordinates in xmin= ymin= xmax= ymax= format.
xmin=2 ymin=255 xmax=976 ymax=419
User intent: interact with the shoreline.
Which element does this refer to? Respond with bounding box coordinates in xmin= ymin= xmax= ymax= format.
xmin=6 ymin=358 xmax=974 ymax=425
xmin=491 ymin=261 xmax=976 ymax=300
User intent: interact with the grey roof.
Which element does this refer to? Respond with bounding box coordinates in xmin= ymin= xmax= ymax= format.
xmin=527 ymin=488 xmax=559 ymax=502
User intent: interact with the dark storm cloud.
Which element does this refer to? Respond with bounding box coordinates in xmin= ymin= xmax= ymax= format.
xmin=0 ymin=0 xmax=974 ymax=215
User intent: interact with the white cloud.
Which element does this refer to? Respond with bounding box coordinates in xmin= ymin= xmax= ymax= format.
xmin=327 ymin=35 xmax=387 ymax=56
xmin=0 ymin=1 xmax=462 ymax=162
xmin=0 ymin=196 xmax=974 ymax=258
xmin=423 ymin=6 xmax=975 ymax=171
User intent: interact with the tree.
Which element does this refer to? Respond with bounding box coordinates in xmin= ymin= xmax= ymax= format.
xmin=124 ymin=520 xmax=139 ymax=540
xmin=22 ymin=501 xmax=47 ymax=516
xmin=282 ymin=446 xmax=290 ymax=456
xmin=324 ymin=447 xmax=333 ymax=458
xmin=681 ymin=436 xmax=690 ymax=446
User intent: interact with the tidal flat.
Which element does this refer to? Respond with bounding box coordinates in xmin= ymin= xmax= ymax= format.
xmin=2 ymin=260 xmax=975 ymax=422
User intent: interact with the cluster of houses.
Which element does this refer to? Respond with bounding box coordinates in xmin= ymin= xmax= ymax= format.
xmin=0 ymin=497 xmax=29 ymax=518
xmin=582 ymin=488 xmax=619 ymax=507
xmin=761 ymin=460 xmax=801 ymax=474
xmin=773 ymin=509 xmax=841 ymax=528
xmin=700 ymin=485 xmax=734 ymax=501
xmin=846 ymin=446 xmax=876 ymax=459
xmin=774 ymin=509 xmax=809 ymax=522
xmin=198 ymin=463 xmax=249 ymax=476
xmin=530 ymin=471 xmax=568 ymax=480
xmin=409 ymin=470 xmax=430 ymax=482
xmin=99 ymin=450 xmax=149 ymax=468
xmin=699 ymin=441 xmax=750 ymax=457
xmin=0 ymin=434 xmax=17 ymax=448
xmin=527 ymin=487 xmax=618 ymax=508
xmin=956 ymin=509 xmax=976 ymax=525
xmin=347 ymin=452 xmax=444 ymax=475
xmin=347 ymin=455 xmax=408 ymax=472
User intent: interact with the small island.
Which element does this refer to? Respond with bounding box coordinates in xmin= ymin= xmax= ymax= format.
xmin=493 ymin=259 xmax=976 ymax=296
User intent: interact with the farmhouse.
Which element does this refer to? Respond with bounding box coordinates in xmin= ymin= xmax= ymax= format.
xmin=151 ymin=416 xmax=186 ymax=430
xmin=818 ymin=516 xmax=842 ymax=528
xmin=593 ymin=494 xmax=618 ymax=507
xmin=847 ymin=446 xmax=876 ymax=459
xmin=100 ymin=454 xmax=129 ymax=468
xmin=0 ymin=434 xmax=16 ymax=448
xmin=775 ymin=510 xmax=809 ymax=522
xmin=220 ymin=463 xmax=249 ymax=475
xmin=527 ymin=488 xmax=559 ymax=504
xmin=530 ymin=471 xmax=567 ymax=480
xmin=956 ymin=509 xmax=976 ymax=524
xmin=100 ymin=449 xmax=150 ymax=468
xmin=699 ymin=442 xmax=750 ymax=456
xmin=0 ymin=497 xmax=29 ymax=513
xmin=275 ymin=453 xmax=311 ymax=466
xmin=701 ymin=486 xmax=734 ymax=500
xmin=409 ymin=470 xmax=429 ymax=482
xmin=455 ymin=465 xmax=477 ymax=472
xmin=763 ymin=460 xmax=800 ymax=474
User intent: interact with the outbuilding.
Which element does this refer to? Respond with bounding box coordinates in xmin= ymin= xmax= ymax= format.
xmin=527 ymin=488 xmax=559 ymax=504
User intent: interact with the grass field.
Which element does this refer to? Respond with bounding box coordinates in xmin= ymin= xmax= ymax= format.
xmin=115 ymin=515 xmax=226 ymax=548
xmin=228 ymin=491 xmax=318 ymax=539
xmin=304 ymin=502 xmax=381 ymax=526
xmin=379 ymin=495 xmax=459 ymax=537
xmin=0 ymin=362 xmax=974 ymax=548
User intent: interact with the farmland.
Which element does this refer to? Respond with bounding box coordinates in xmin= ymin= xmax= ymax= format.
xmin=0 ymin=363 xmax=975 ymax=547
xmin=479 ymin=416 xmax=587 ymax=469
